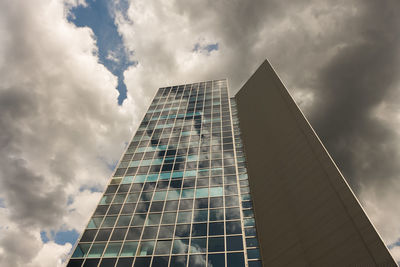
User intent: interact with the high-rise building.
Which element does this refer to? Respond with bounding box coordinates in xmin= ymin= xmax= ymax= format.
xmin=67 ymin=60 xmax=397 ymax=267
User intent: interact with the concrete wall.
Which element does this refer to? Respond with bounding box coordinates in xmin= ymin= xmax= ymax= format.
xmin=235 ymin=60 xmax=397 ymax=267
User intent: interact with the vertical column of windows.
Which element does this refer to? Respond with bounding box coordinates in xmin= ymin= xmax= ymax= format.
xmin=230 ymin=99 xmax=262 ymax=267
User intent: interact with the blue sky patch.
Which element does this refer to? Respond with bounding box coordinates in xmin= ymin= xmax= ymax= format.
xmin=68 ymin=0 xmax=135 ymax=105
xmin=40 ymin=231 xmax=49 ymax=243
xmin=193 ymin=42 xmax=219 ymax=54
xmin=40 ymin=229 xmax=80 ymax=245
xmin=205 ymin=43 xmax=219 ymax=52
xmin=54 ymin=229 xmax=80 ymax=245
xmin=388 ymin=238 xmax=400 ymax=249
xmin=79 ymin=185 xmax=103 ymax=193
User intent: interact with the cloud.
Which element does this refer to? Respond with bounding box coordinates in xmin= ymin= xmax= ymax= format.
xmin=390 ymin=246 xmax=400 ymax=264
xmin=0 ymin=0 xmax=135 ymax=265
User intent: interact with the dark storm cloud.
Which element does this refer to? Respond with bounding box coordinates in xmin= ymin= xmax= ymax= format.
xmin=309 ymin=0 xmax=400 ymax=191
xmin=0 ymin=87 xmax=66 ymax=227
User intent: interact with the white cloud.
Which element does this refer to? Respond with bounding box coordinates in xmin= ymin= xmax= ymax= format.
xmin=0 ymin=0 xmax=135 ymax=265
xmin=29 ymin=242 xmax=72 ymax=267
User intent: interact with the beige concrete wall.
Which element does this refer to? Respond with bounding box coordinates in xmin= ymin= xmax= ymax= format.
xmin=235 ymin=60 xmax=397 ymax=267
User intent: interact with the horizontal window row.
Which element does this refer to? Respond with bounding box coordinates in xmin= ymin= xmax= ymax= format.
xmin=89 ymin=208 xmax=244 ymax=229
xmin=138 ymin=122 xmax=230 ymax=132
xmin=106 ymin=177 xmax=240 ymax=194
xmin=125 ymin=157 xmax=235 ymax=169
xmin=144 ymin=104 xmax=229 ymax=115
xmin=151 ymin=96 xmax=227 ymax=105
xmin=94 ymin=197 xmax=242 ymax=216
xmin=113 ymin=165 xmax=239 ymax=179
xmin=125 ymin=148 xmax=235 ymax=158
xmin=151 ymin=95 xmax=226 ymax=105
xmin=133 ymin=127 xmax=232 ymax=139
xmin=101 ymin=189 xmax=242 ymax=205
xmin=145 ymin=112 xmax=229 ymax=122
xmin=113 ymin=169 xmax=248 ymax=184
xmin=82 ymin=222 xmax=248 ymax=243
xmin=102 ymin=185 xmax=241 ymax=201
xmin=73 ymin=235 xmax=252 ymax=258
xmin=69 ymin=253 xmax=260 ymax=267
xmin=124 ymin=148 xmax=234 ymax=160
xmin=122 ymin=151 xmax=240 ymax=163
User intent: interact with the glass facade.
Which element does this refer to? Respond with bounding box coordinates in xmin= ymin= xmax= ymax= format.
xmin=67 ymin=80 xmax=262 ymax=267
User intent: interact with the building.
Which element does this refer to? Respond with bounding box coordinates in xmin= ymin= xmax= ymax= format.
xmin=67 ymin=60 xmax=397 ymax=267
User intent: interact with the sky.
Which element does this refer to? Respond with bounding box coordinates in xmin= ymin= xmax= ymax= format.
xmin=0 ymin=0 xmax=399 ymax=266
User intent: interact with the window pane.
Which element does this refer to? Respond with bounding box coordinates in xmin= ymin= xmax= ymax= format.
xmin=100 ymin=195 xmax=113 ymax=205
xmin=117 ymin=215 xmax=132 ymax=227
xmin=226 ymin=207 xmax=240 ymax=220
xmin=181 ymin=189 xmax=194 ymax=198
xmin=227 ymin=236 xmax=243 ymax=251
xmin=195 ymin=188 xmax=208 ymax=198
xmin=209 ymin=222 xmax=224 ymax=236
xmin=152 ymin=256 xmax=170 ymax=267
xmin=113 ymin=194 xmax=126 ymax=203
xmin=103 ymin=242 xmax=122 ymax=257
xmin=155 ymin=240 xmax=172 ymax=255
xmin=131 ymin=214 xmax=146 ymax=226
xmin=208 ymin=253 xmax=225 ymax=267
xmin=142 ymin=226 xmax=158 ymax=239
xmin=171 ymin=255 xmax=187 ymax=267
xmin=227 ymin=252 xmax=244 ymax=267
xmin=110 ymin=228 xmax=128 ymax=241
xmin=172 ymin=239 xmax=189 ymax=254
xmin=167 ymin=189 xmax=181 ymax=200
xmin=193 ymin=210 xmax=208 ymax=222
xmin=127 ymin=193 xmax=140 ymax=202
xmin=244 ymin=218 xmax=255 ymax=227
xmin=101 ymin=216 xmax=117 ymax=228
xmin=190 ymin=238 xmax=206 ymax=253
xmin=245 ymin=227 xmax=257 ymax=237
xmin=120 ymin=241 xmax=138 ymax=256
xmin=71 ymin=243 xmax=90 ymax=258
xmin=209 ymin=187 xmax=223 ymax=197
xmin=175 ymin=224 xmax=190 ymax=237
xmin=126 ymin=227 xmax=143 ymax=240
xmin=188 ymin=254 xmax=206 ymax=267
xmin=137 ymin=241 xmax=155 ymax=256
xmin=95 ymin=229 xmax=112 ymax=241
xmin=192 ymin=223 xmax=207 ymax=237
xmin=87 ymin=243 xmax=106 ymax=258
xmin=153 ymin=191 xmax=167 ymax=201
xmin=177 ymin=211 xmax=192 ymax=223
xmin=246 ymin=237 xmax=259 ymax=247
xmin=158 ymin=225 xmax=174 ymax=239
xmin=247 ymin=248 xmax=261 ymax=259
xmin=161 ymin=212 xmax=177 ymax=224
xmin=226 ymin=221 xmax=242 ymax=235
xmin=146 ymin=214 xmax=161 ymax=225
xmin=208 ymin=237 xmax=224 ymax=252
xmin=87 ymin=217 xmax=102 ymax=229
xmin=210 ymin=209 xmax=224 ymax=221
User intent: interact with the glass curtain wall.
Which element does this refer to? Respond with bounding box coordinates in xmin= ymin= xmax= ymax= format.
xmin=68 ymin=80 xmax=262 ymax=267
